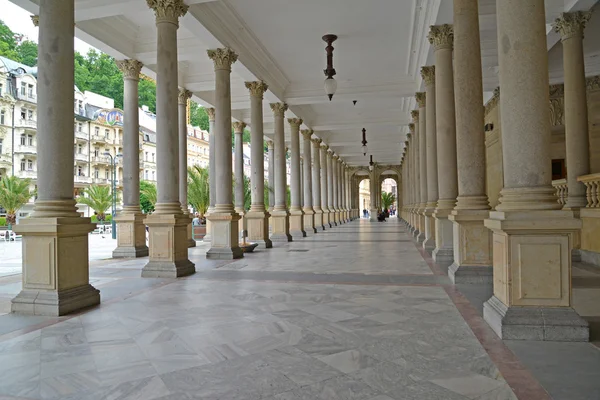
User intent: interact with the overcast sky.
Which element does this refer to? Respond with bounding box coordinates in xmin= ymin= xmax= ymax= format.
xmin=0 ymin=0 xmax=96 ymax=55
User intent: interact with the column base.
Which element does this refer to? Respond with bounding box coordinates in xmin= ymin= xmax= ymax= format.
xmin=314 ymin=209 xmax=325 ymax=231
xmin=245 ymin=210 xmax=272 ymax=249
xmin=270 ymin=208 xmax=293 ymax=242
xmin=113 ymin=211 xmax=149 ymax=258
xmin=433 ymin=207 xmax=454 ymax=266
xmin=203 ymin=214 xmax=213 ymax=243
xmin=325 ymin=210 xmax=334 ymax=227
xmin=483 ymin=296 xmax=588 ymax=341
xmin=289 ymin=209 xmax=306 ymax=239
xmin=206 ymin=209 xmax=244 ymax=260
xmin=12 ymin=216 xmax=99 ymax=316
xmin=303 ymin=208 xmax=317 ymax=235
xmin=448 ymin=209 xmax=492 ymax=284
xmin=143 ymin=209 xmax=196 ymax=277
xmin=423 ymin=208 xmax=436 ymax=253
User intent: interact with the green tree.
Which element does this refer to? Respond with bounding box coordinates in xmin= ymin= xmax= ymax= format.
xmin=77 ymin=185 xmax=112 ymax=221
xmin=16 ymin=40 xmax=37 ymax=67
xmin=381 ymin=191 xmax=396 ymax=211
xmin=243 ymin=175 xmax=251 ymax=211
xmin=139 ymin=180 xmax=156 ymax=214
xmin=0 ymin=176 xmax=34 ymax=226
xmin=189 ymin=102 xmax=209 ymax=131
xmin=187 ymin=165 xmax=209 ymax=216
xmin=264 ymin=180 xmax=271 ymax=208
xmin=0 ymin=20 xmax=20 ymax=61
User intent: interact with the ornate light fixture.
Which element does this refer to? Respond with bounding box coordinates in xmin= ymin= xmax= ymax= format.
xmin=322 ymin=34 xmax=338 ymax=101
xmin=361 ymin=128 xmax=368 ymax=156
xmin=369 ymin=155 xmax=374 ymax=171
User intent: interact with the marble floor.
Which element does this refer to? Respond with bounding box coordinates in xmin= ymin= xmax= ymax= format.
xmin=0 ymin=219 xmax=598 ymax=399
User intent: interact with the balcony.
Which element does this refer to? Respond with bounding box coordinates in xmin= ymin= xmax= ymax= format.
xmin=14 ymin=144 xmax=37 ymax=154
xmin=74 ymin=175 xmax=93 ymax=184
xmin=17 ymin=119 xmax=36 ymax=129
xmin=75 ymin=130 xmax=88 ymax=141
xmin=18 ymin=92 xmax=37 ymax=104
xmin=15 ymin=170 xmax=37 ymax=179
xmin=91 ymin=134 xmax=108 ymax=144
xmin=75 ymin=153 xmax=88 ymax=162
xmin=93 ymin=177 xmax=109 ymax=185
xmin=0 ymin=154 xmax=11 ymax=166
xmin=91 ymin=156 xmax=110 ymax=164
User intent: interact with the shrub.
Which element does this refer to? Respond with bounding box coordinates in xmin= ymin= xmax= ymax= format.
xmin=0 ymin=217 xmax=6 ymax=226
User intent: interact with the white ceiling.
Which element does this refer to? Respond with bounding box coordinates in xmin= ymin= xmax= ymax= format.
xmin=9 ymin=0 xmax=600 ymax=166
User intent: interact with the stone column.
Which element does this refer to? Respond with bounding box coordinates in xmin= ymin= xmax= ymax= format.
xmin=143 ymin=0 xmax=195 ymax=277
xmin=268 ymin=140 xmax=275 ymax=212
xmin=429 ymin=24 xmax=458 ymax=265
xmin=113 ymin=60 xmax=149 ymax=259
xmin=326 ymin=150 xmax=336 ymax=226
xmin=448 ymin=0 xmax=492 ymax=283
xmin=270 ymin=103 xmax=292 ymax=241
xmin=12 ymin=0 xmax=100 ymax=315
xmin=555 ymin=12 xmax=592 ymax=210
xmin=233 ymin=121 xmax=246 ymax=236
xmin=407 ymin=129 xmax=415 ymax=230
xmin=321 ymin=144 xmax=332 ymax=227
xmin=178 ymin=89 xmax=196 ymax=248
xmin=483 ymin=0 xmax=587 ymax=341
xmin=369 ymin=167 xmax=378 ymax=222
xmin=203 ymin=107 xmax=216 ymax=242
xmin=421 ymin=67 xmax=438 ymax=253
xmin=312 ymin=138 xmax=325 ymax=230
xmin=332 ymin=154 xmax=341 ymax=224
xmin=416 ymin=92 xmax=427 ymax=244
xmin=288 ymin=118 xmax=306 ymax=238
xmin=411 ymin=111 xmax=421 ymax=237
xmin=342 ymin=163 xmax=348 ymax=221
xmin=245 ymin=81 xmax=272 ymax=248
xmin=206 ymin=48 xmax=243 ymax=259
xmin=301 ymin=129 xmax=316 ymax=234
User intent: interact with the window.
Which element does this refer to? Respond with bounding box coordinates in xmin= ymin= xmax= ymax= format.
xmin=105 ymin=129 xmax=110 ymax=139
xmin=105 ymin=169 xmax=109 ymax=179
xmin=20 ymin=159 xmax=25 ymax=171
xmin=78 ymin=166 xmax=83 ymax=176
xmin=27 ymin=110 xmax=33 ymax=120
xmin=152 ymin=171 xmax=155 ymax=181
xmin=27 ymin=160 xmax=33 ymax=170
xmin=145 ymin=151 xmax=148 ymax=161
xmin=0 ymin=110 xmax=4 ymax=125
xmin=20 ymin=108 xmax=26 ymax=119
xmin=145 ymin=170 xmax=148 ymax=180
xmin=28 ymin=135 xmax=33 ymax=146
xmin=95 ymin=127 xmax=99 ymax=135
xmin=152 ymin=153 xmax=155 ymax=162
xmin=0 ymin=139 xmax=3 ymax=154
xmin=77 ymin=144 xmax=83 ymax=154
xmin=28 ymin=84 xmax=34 ymax=98
xmin=94 ymin=168 xmax=99 ymax=178
xmin=94 ymin=147 xmax=99 ymax=157
xmin=77 ymin=122 xmax=82 ymax=132
xmin=20 ymin=82 xmax=26 ymax=96
xmin=20 ymin=135 xmax=26 ymax=146
xmin=0 ymin=82 xmax=3 ymax=95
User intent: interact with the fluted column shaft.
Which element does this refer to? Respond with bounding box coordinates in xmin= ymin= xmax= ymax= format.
xmin=302 ymin=130 xmax=316 ymax=234
xmin=421 ymin=66 xmax=437 ymax=251
xmin=268 ymin=141 xmax=275 ymax=210
xmin=321 ymin=145 xmax=331 ymax=227
xmin=327 ymin=151 xmax=336 ymax=225
xmin=246 ymin=82 xmax=267 ymax=211
xmin=416 ymin=93 xmax=427 ymax=244
xmin=270 ymin=103 xmax=292 ymax=242
xmin=178 ymin=89 xmax=191 ymax=214
xmin=208 ymin=108 xmax=216 ymax=210
xmin=289 ymin=119 xmax=303 ymax=211
xmin=312 ymin=139 xmax=323 ymax=229
xmin=555 ymin=12 xmax=591 ymax=209
xmin=233 ymin=122 xmax=246 ymax=213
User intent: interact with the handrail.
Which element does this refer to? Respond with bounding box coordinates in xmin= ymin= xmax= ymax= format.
xmin=552 ymin=178 xmax=568 ymax=206
xmin=577 ymin=173 xmax=600 ymax=208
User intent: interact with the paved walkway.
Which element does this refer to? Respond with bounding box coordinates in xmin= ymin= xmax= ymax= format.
xmin=0 ymin=219 xmax=598 ymax=399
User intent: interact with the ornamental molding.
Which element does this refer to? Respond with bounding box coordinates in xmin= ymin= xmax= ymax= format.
xmin=206 ymin=107 xmax=216 ymax=122
xmin=178 ymin=88 xmax=192 ymax=105
xmin=245 ymin=81 xmax=268 ymax=98
xmin=428 ymin=24 xmax=453 ymax=50
xmin=270 ymin=102 xmax=288 ymax=116
xmin=410 ymin=110 xmax=419 ymax=122
xmin=415 ymin=92 xmax=426 ymax=108
xmin=288 ymin=118 xmax=303 ymax=128
xmin=311 ymin=138 xmax=322 ymax=146
xmin=301 ymin=129 xmax=313 ymax=139
xmin=484 ymin=87 xmax=500 ymax=117
xmin=207 ymin=48 xmax=238 ymax=71
xmin=267 ymin=140 xmax=274 ymax=149
xmin=232 ymin=121 xmax=246 ymax=132
xmin=554 ymin=11 xmax=591 ymax=41
xmin=549 ymin=83 xmax=564 ymax=98
xmin=321 ymin=144 xmax=329 ymax=151
xmin=332 ymin=154 xmax=339 ymax=160
xmin=421 ymin=66 xmax=435 ymax=86
xmin=587 ymin=75 xmax=600 ymax=92
xmin=146 ymin=0 xmax=188 ymax=25
xmin=31 ymin=15 xmax=38 ymax=27
xmin=549 ymin=84 xmax=565 ymax=127
xmin=116 ymin=59 xmax=143 ymax=80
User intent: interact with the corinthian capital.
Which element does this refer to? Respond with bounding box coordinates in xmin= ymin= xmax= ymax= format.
xmin=332 ymin=154 xmax=339 ymax=161
xmin=207 ymin=107 xmax=216 ymax=122
xmin=415 ymin=92 xmax=426 ymax=108
xmin=301 ymin=129 xmax=313 ymax=139
xmin=270 ymin=103 xmax=288 ymax=117
xmin=311 ymin=138 xmax=322 ymax=146
xmin=207 ymin=48 xmax=238 ymax=72
xmin=321 ymin=143 xmax=329 ymax=151
xmin=116 ymin=59 xmax=143 ymax=81
xmin=554 ymin=11 xmax=592 ymax=41
xmin=31 ymin=15 xmax=39 ymax=27
xmin=421 ymin=66 xmax=435 ymax=86
xmin=428 ymin=24 xmax=453 ymax=50
xmin=288 ymin=118 xmax=303 ymax=128
xmin=178 ymin=88 xmax=192 ymax=105
xmin=245 ymin=81 xmax=269 ymax=98
xmin=233 ymin=121 xmax=246 ymax=133
xmin=411 ymin=109 xmax=419 ymax=122
xmin=267 ymin=140 xmax=274 ymax=150
xmin=146 ymin=0 xmax=188 ymax=25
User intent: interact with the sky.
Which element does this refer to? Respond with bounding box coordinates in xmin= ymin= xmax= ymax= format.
xmin=0 ymin=0 xmax=96 ymax=54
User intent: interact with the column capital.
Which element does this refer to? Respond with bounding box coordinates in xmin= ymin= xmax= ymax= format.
xmin=178 ymin=88 xmax=192 ymax=105
xmin=206 ymin=107 xmax=216 ymax=122
xmin=554 ymin=11 xmax=591 ymax=41
xmin=116 ymin=59 xmax=144 ymax=81
xmin=301 ymin=129 xmax=313 ymax=139
xmin=411 ymin=110 xmax=419 ymax=122
xmin=415 ymin=92 xmax=426 ymax=108
xmin=420 ymin=66 xmax=435 ymax=86
xmin=332 ymin=154 xmax=339 ymax=161
xmin=267 ymin=140 xmax=274 ymax=150
xmin=245 ymin=81 xmax=269 ymax=98
xmin=311 ymin=138 xmax=322 ymax=146
xmin=428 ymin=24 xmax=453 ymax=50
xmin=31 ymin=15 xmax=39 ymax=27
xmin=288 ymin=118 xmax=303 ymax=128
xmin=408 ymin=123 xmax=415 ymax=133
xmin=270 ymin=102 xmax=288 ymax=117
xmin=232 ymin=121 xmax=246 ymax=133
xmin=146 ymin=0 xmax=188 ymax=25
xmin=207 ymin=48 xmax=238 ymax=71
xmin=321 ymin=144 xmax=329 ymax=151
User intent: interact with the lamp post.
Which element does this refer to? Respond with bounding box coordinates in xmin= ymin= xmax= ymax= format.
xmin=103 ymin=152 xmax=122 ymax=239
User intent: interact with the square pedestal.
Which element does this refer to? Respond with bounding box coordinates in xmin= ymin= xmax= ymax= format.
xmin=289 ymin=209 xmax=306 ymax=239
xmin=303 ymin=209 xmax=317 ymax=235
xmin=143 ymin=213 xmax=196 ymax=276
xmin=423 ymin=210 xmax=436 ymax=254
xmin=448 ymin=209 xmax=492 ymax=284
xmin=482 ymin=210 xmax=588 ymax=341
xmin=187 ymin=219 xmax=196 ymax=248
xmin=416 ymin=212 xmax=426 ymax=244
xmin=203 ymin=217 xmax=212 ymax=243
xmin=370 ymin=208 xmax=378 ymax=222
xmin=113 ymin=212 xmax=149 ymax=258
xmin=325 ymin=210 xmax=333 ymax=228
xmin=246 ymin=210 xmax=272 ymax=248
xmin=12 ymin=217 xmax=100 ymax=316
xmin=433 ymin=209 xmax=454 ymax=266
xmin=206 ymin=211 xmax=243 ymax=259
xmin=270 ymin=209 xmax=293 ymax=242
xmin=314 ymin=209 xmax=325 ymax=231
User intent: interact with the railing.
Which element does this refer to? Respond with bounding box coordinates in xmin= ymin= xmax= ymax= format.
xmin=577 ymin=173 xmax=600 ymax=208
xmin=75 ymin=130 xmax=88 ymax=140
xmin=74 ymin=175 xmax=92 ymax=184
xmin=14 ymin=145 xmax=37 ymax=154
xmin=91 ymin=156 xmax=109 ymax=164
xmin=15 ymin=170 xmax=36 ymax=179
xmin=75 ymin=153 xmax=88 ymax=162
xmin=93 ymin=178 xmax=109 ymax=184
xmin=18 ymin=119 xmax=36 ymax=128
xmin=552 ymin=179 xmax=568 ymax=206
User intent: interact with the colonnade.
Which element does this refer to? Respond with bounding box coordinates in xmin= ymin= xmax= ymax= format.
xmin=401 ymin=0 xmax=590 ymax=341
